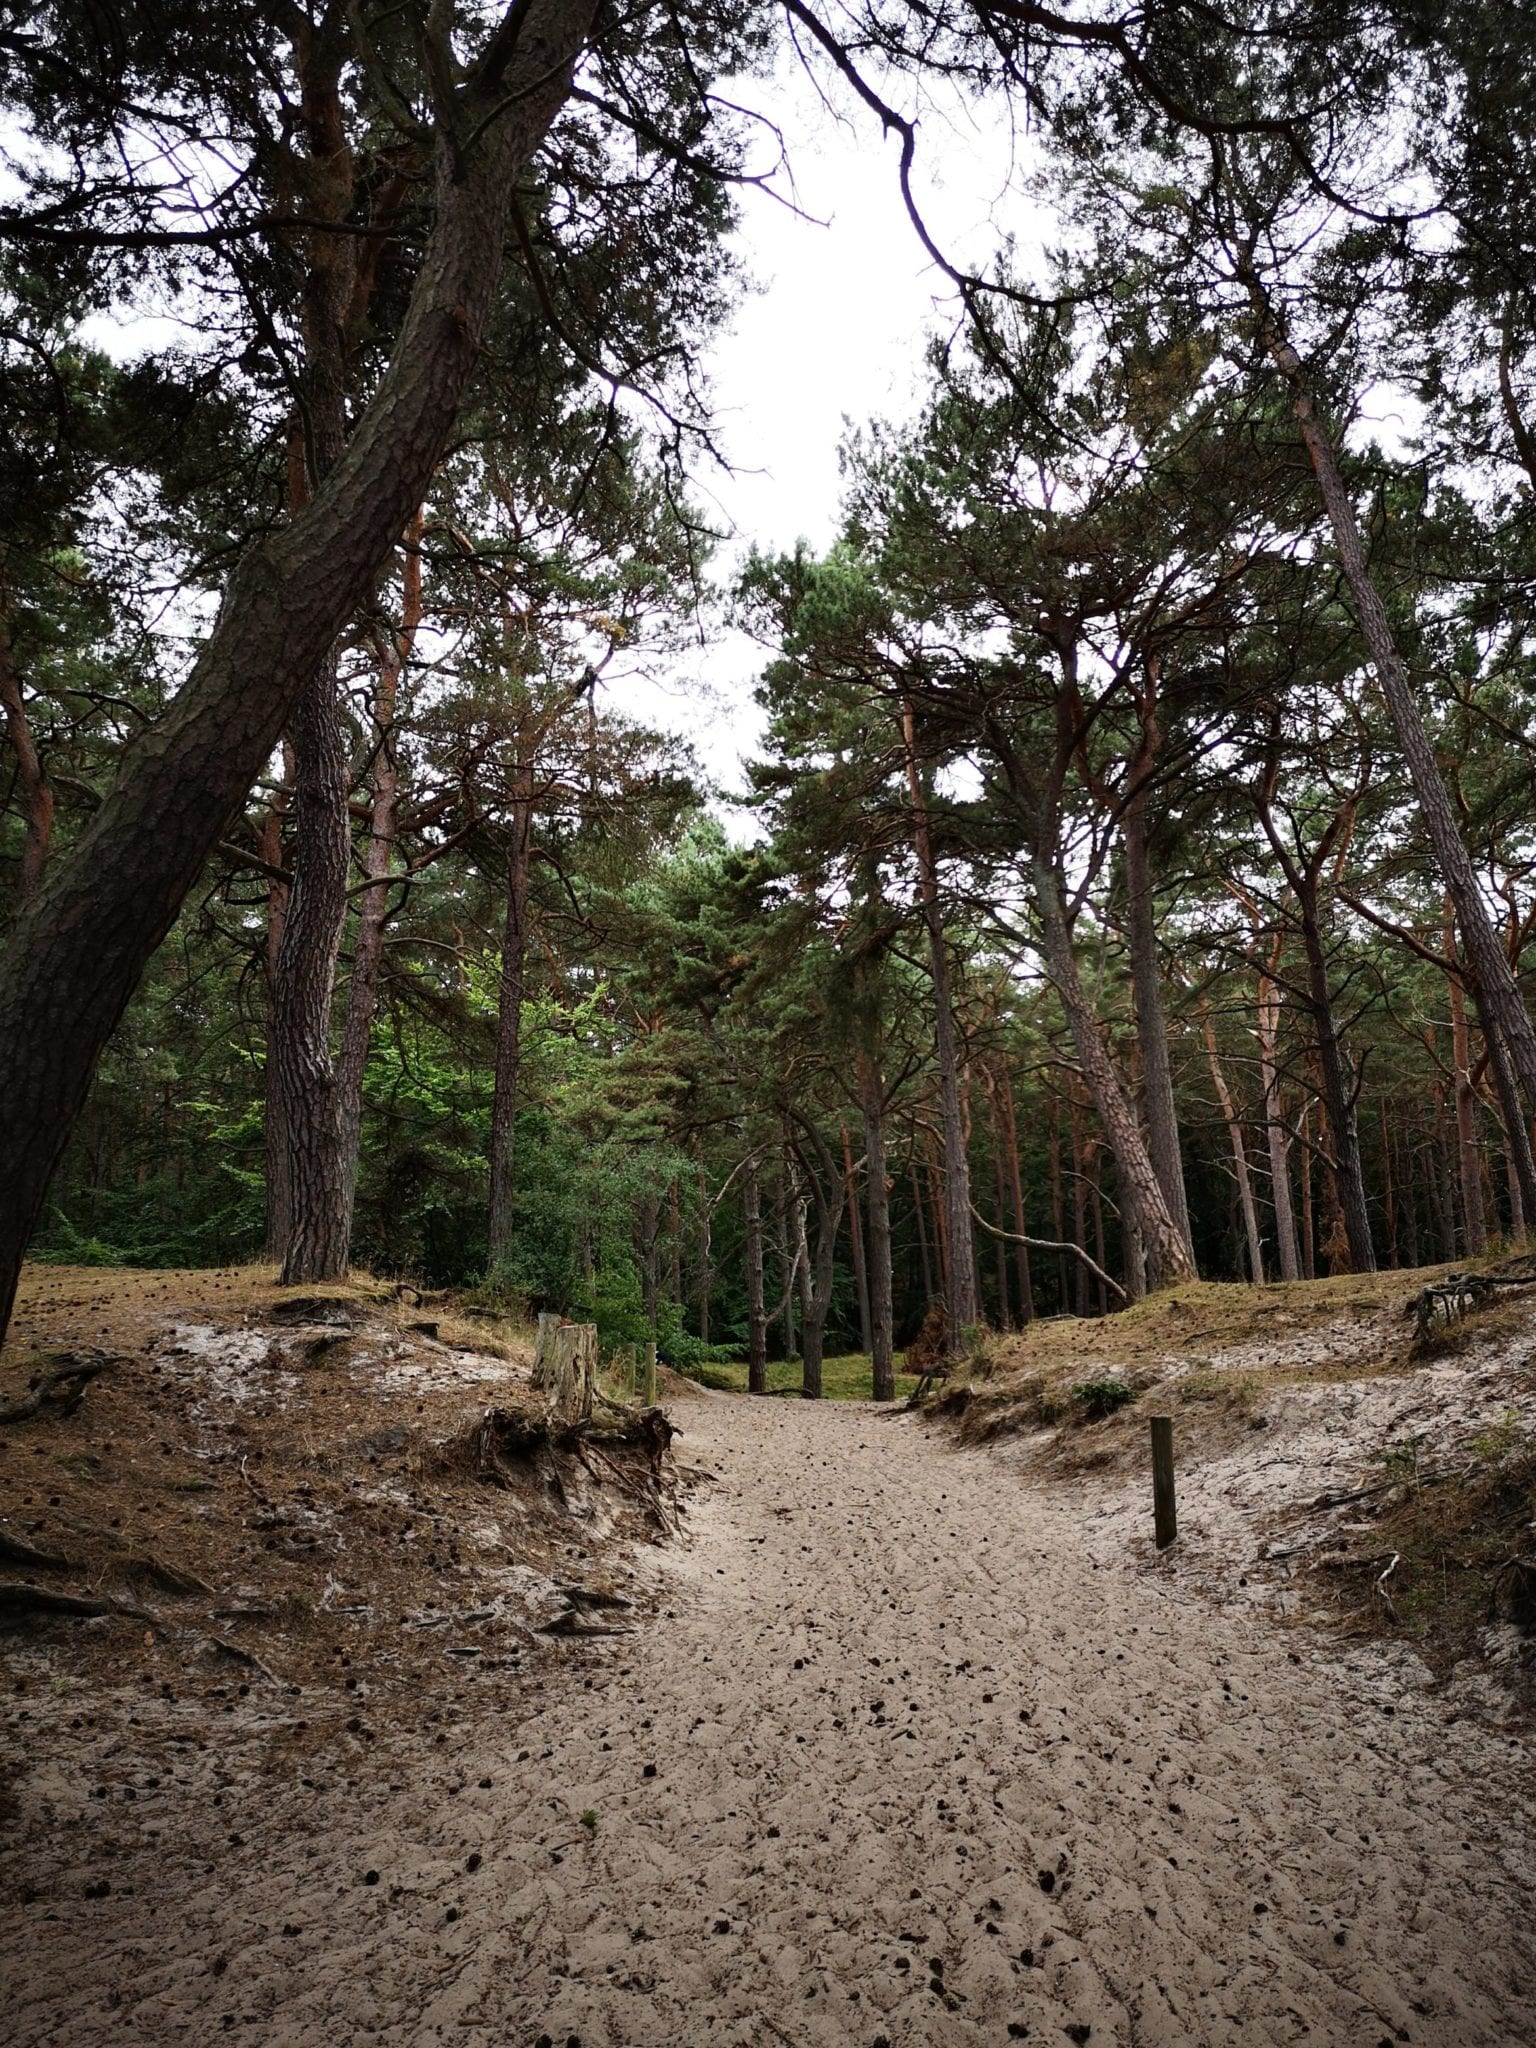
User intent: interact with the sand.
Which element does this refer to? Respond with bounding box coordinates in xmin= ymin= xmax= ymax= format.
xmin=5 ymin=1389 xmax=1534 ymax=2046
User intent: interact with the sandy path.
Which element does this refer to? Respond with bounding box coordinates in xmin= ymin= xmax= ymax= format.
xmin=7 ymin=1394 xmax=1535 ymax=2046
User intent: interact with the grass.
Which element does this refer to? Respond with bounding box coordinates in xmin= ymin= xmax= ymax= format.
xmin=705 ymin=1352 xmax=922 ymax=1402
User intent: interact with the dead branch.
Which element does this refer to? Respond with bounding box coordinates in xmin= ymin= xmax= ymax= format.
xmin=0 ymin=1350 xmax=118 ymax=1424
xmin=0 ymin=1581 xmax=155 ymax=1627
xmin=968 ymin=1203 xmax=1128 ymax=1303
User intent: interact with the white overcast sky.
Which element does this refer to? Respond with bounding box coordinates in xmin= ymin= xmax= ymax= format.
xmin=614 ymin=61 xmax=1048 ymax=807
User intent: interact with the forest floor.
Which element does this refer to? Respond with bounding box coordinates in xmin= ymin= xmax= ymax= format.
xmin=2 ymin=1264 xmax=1535 ymax=2045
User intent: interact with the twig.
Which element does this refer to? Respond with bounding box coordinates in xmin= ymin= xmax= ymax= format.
xmin=1375 ymin=1552 xmax=1400 ymax=1623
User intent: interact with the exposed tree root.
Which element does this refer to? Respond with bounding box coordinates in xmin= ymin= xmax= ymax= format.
xmin=0 ymin=1350 xmax=119 ymax=1424
xmin=0 ymin=1581 xmax=155 ymax=1628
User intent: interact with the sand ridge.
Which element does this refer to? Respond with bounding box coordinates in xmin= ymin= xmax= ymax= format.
xmin=4 ymin=1390 xmax=1534 ymax=2045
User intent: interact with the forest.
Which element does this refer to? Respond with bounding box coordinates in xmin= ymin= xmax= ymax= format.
xmin=4 ymin=0 xmax=1536 ymax=1396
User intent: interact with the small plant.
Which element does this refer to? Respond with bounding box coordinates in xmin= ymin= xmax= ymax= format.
xmin=1070 ymin=1375 xmax=1136 ymax=1421
xmin=580 ymin=1809 xmax=599 ymax=1834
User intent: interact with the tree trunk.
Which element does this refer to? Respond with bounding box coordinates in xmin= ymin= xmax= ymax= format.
xmin=1294 ymin=873 xmax=1376 ymax=1272
xmin=1033 ymin=849 xmax=1196 ymax=1291
xmin=260 ymin=749 xmax=293 ymax=1261
xmin=1447 ymin=901 xmax=1488 ymax=1255
xmin=1122 ymin=694 xmax=1193 ymax=1251
xmin=841 ymin=1117 xmax=873 ymax=1355
xmin=988 ymin=1108 xmax=1013 ymax=1329
xmin=1257 ymin=952 xmax=1301 ymax=1281
xmin=1201 ymin=1005 xmax=1264 ymax=1282
xmin=1299 ymin=1098 xmax=1316 ymax=1278
xmin=999 ymin=1069 xmax=1034 ymax=1323
xmin=901 ymin=700 xmax=979 ymax=1336
xmin=1267 ymin=318 xmax=1536 ymax=1125
xmin=0 ymin=625 xmax=54 ymax=902
xmin=270 ymin=651 xmax=352 ymax=1284
xmin=859 ymin=1051 xmax=895 ymax=1400
xmin=0 ymin=0 xmax=598 ymax=1346
xmin=794 ymin=1120 xmax=847 ymax=1402
xmin=1049 ymin=1094 xmax=1068 ymax=1310
xmin=695 ymin=1139 xmax=711 ymax=1344
xmin=335 ymin=517 xmax=423 ymax=1248
xmin=744 ymin=1152 xmax=767 ymax=1395
xmin=270 ymin=35 xmax=373 ymax=1284
xmin=910 ymin=1156 xmax=935 ymax=1311
xmin=486 ymin=758 xmax=533 ymax=1283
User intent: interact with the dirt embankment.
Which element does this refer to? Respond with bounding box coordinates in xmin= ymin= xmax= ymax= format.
xmin=934 ymin=1268 xmax=1536 ymax=1691
xmin=0 ymin=1264 xmax=693 ymax=1711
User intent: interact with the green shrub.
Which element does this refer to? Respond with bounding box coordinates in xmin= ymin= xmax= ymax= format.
xmin=1070 ymin=1375 xmax=1136 ymax=1421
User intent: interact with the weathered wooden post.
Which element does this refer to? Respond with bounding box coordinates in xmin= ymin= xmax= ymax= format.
xmin=1150 ymin=1414 xmax=1177 ymax=1550
xmin=641 ymin=1339 xmax=658 ymax=1407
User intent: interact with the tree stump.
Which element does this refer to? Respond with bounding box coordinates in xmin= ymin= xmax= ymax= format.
xmin=533 ymin=1315 xmax=599 ymax=1419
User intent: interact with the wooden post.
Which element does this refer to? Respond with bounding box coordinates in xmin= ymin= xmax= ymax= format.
xmin=641 ymin=1340 xmax=657 ymax=1407
xmin=1150 ymin=1415 xmax=1177 ymax=1550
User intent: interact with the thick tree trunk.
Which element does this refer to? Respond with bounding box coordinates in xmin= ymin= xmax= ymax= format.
xmin=260 ymin=751 xmax=293 ymax=1261
xmin=744 ymin=1153 xmax=768 ymax=1395
xmin=0 ymin=0 xmax=597 ymax=1345
xmin=335 ymin=519 xmax=422 ymax=1246
xmin=1257 ymin=954 xmax=1302 ymax=1282
xmin=1033 ymin=850 xmax=1196 ymax=1292
xmin=1122 ymin=703 xmax=1192 ymax=1252
xmin=1267 ymin=322 xmax=1536 ymax=1123
xmin=271 ymin=653 xmax=352 ymax=1283
xmin=901 ymin=701 xmax=979 ymax=1336
xmin=486 ymin=758 xmax=534 ymax=1283
xmin=270 ymin=35 xmax=372 ymax=1282
xmin=0 ymin=627 xmax=53 ymax=903
xmin=858 ymin=1051 xmax=895 ymax=1400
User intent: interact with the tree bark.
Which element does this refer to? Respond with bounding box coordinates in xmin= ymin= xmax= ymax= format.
xmin=1122 ymin=685 xmax=1192 ymax=1252
xmin=0 ymin=0 xmax=598 ymax=1345
xmin=1032 ymin=849 xmax=1196 ymax=1291
xmin=999 ymin=1068 xmax=1035 ymax=1323
xmin=792 ymin=1118 xmax=847 ymax=1402
xmin=1266 ymin=318 xmax=1536 ymax=1126
xmin=486 ymin=757 xmax=534 ymax=1283
xmin=260 ymin=748 xmax=293 ymax=1261
xmin=901 ymin=700 xmax=979 ymax=1336
xmin=841 ymin=1118 xmax=873 ymax=1355
xmin=335 ymin=517 xmax=423 ymax=1248
xmin=744 ymin=1152 xmax=768 ymax=1395
xmin=1446 ymin=899 xmax=1488 ymax=1255
xmin=0 ymin=625 xmax=53 ymax=903
xmin=858 ymin=1051 xmax=895 ymax=1400
xmin=1291 ymin=869 xmax=1376 ymax=1272
xmin=270 ymin=28 xmax=371 ymax=1283
xmin=1256 ymin=949 xmax=1302 ymax=1282
xmin=271 ymin=650 xmax=352 ymax=1283
xmin=1200 ymin=1004 xmax=1264 ymax=1282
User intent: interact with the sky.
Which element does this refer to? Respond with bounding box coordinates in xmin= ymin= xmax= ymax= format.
xmin=612 ymin=61 xmax=1047 ymax=808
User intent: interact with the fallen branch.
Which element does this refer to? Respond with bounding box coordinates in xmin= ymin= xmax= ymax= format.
xmin=0 ymin=1350 xmax=118 ymax=1424
xmin=0 ymin=1581 xmax=155 ymax=1628
xmin=968 ymin=1204 xmax=1127 ymax=1303
xmin=1375 ymin=1551 xmax=1401 ymax=1623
